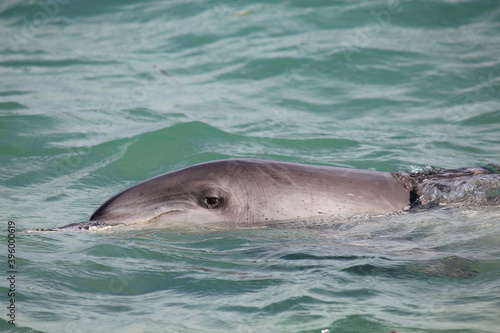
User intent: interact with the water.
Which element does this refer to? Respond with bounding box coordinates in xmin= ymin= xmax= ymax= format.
xmin=1 ymin=0 xmax=499 ymax=332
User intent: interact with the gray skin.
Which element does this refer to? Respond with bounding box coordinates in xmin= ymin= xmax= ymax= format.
xmin=58 ymin=159 xmax=411 ymax=229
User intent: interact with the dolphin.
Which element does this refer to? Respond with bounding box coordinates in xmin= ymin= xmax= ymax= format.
xmin=53 ymin=159 xmax=412 ymax=230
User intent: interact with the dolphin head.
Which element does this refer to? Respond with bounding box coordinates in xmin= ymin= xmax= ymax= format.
xmin=89 ymin=160 xmax=252 ymax=226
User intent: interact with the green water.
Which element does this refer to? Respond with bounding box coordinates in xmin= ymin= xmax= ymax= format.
xmin=1 ymin=0 xmax=499 ymax=332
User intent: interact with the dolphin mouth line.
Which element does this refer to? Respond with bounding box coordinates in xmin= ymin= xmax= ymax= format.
xmin=146 ymin=209 xmax=183 ymax=223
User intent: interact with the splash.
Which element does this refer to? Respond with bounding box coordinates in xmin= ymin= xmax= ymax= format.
xmin=392 ymin=164 xmax=500 ymax=208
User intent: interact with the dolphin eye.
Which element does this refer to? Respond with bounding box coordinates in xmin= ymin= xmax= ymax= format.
xmin=203 ymin=196 xmax=223 ymax=209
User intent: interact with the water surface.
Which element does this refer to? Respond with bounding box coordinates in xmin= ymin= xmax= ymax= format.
xmin=1 ymin=0 xmax=499 ymax=332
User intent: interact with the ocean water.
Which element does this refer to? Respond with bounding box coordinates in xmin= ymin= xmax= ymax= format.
xmin=1 ymin=0 xmax=500 ymax=332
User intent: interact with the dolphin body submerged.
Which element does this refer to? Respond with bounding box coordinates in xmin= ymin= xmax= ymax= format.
xmin=46 ymin=159 xmax=499 ymax=231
